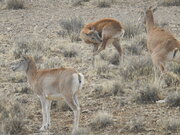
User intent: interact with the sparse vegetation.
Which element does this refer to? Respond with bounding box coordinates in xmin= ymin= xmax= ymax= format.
xmin=129 ymin=117 xmax=146 ymax=133
xmin=120 ymin=56 xmax=153 ymax=81
xmin=166 ymin=92 xmax=180 ymax=107
xmin=90 ymin=111 xmax=113 ymax=130
xmin=13 ymin=38 xmax=44 ymax=61
xmin=124 ymin=19 xmax=142 ymax=38
xmin=164 ymin=118 xmax=180 ymax=134
xmin=59 ymin=17 xmax=84 ymax=42
xmin=133 ymin=84 xmax=160 ymax=104
xmin=95 ymin=0 xmax=111 ymax=8
xmin=126 ymin=33 xmax=147 ymax=55
xmin=0 ymin=100 xmax=26 ymax=135
xmin=161 ymin=0 xmax=180 ymax=6
xmin=6 ymin=0 xmax=24 ymax=9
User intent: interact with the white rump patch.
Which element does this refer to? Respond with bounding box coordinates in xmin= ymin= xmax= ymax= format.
xmin=72 ymin=73 xmax=84 ymax=94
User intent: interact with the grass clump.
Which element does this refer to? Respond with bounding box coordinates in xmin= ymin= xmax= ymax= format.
xmin=59 ymin=17 xmax=84 ymax=42
xmin=129 ymin=117 xmax=146 ymax=133
xmin=164 ymin=118 xmax=180 ymax=134
xmin=6 ymin=0 xmax=24 ymax=9
xmin=166 ymin=92 xmax=180 ymax=107
xmin=90 ymin=111 xmax=113 ymax=130
xmin=13 ymin=38 xmax=44 ymax=62
xmin=161 ymin=0 xmax=180 ymax=6
xmin=126 ymin=33 xmax=147 ymax=55
xmin=120 ymin=56 xmax=153 ymax=81
xmin=0 ymin=100 xmax=26 ymax=135
xmin=124 ymin=19 xmax=142 ymax=38
xmin=133 ymin=84 xmax=160 ymax=104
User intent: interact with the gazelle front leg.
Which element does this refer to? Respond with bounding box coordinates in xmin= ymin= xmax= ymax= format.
xmin=45 ymin=100 xmax=52 ymax=129
xmin=93 ymin=38 xmax=108 ymax=56
xmin=39 ymin=96 xmax=48 ymax=131
xmin=92 ymin=44 xmax=99 ymax=67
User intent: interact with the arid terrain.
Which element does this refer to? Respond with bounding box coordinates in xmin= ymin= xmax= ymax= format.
xmin=0 ymin=0 xmax=180 ymax=135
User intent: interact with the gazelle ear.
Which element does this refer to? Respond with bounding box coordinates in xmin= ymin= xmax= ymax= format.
xmin=152 ymin=6 xmax=158 ymax=12
xmin=22 ymin=55 xmax=28 ymax=61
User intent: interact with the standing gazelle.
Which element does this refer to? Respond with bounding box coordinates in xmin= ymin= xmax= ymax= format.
xmin=140 ymin=6 xmax=180 ymax=82
xmin=80 ymin=18 xmax=125 ymax=65
xmin=11 ymin=55 xmax=84 ymax=134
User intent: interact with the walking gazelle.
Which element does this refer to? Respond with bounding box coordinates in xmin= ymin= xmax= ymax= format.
xmin=11 ymin=55 xmax=84 ymax=134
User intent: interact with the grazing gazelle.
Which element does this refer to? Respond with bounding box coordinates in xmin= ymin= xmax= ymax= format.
xmin=11 ymin=55 xmax=84 ymax=134
xmin=80 ymin=18 xmax=125 ymax=65
xmin=140 ymin=6 xmax=180 ymax=82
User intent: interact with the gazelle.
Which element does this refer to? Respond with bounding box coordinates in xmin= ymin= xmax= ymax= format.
xmin=80 ymin=18 xmax=125 ymax=65
xmin=140 ymin=6 xmax=180 ymax=82
xmin=11 ymin=55 xmax=84 ymax=134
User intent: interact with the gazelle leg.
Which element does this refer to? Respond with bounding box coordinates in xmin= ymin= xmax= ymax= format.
xmin=45 ymin=100 xmax=52 ymax=128
xmin=92 ymin=45 xmax=99 ymax=67
xmin=113 ymin=38 xmax=124 ymax=64
xmin=64 ymin=94 xmax=80 ymax=135
xmin=93 ymin=38 xmax=109 ymax=56
xmin=39 ymin=96 xmax=48 ymax=131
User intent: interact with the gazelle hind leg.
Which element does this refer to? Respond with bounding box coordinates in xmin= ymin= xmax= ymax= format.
xmin=64 ymin=95 xmax=80 ymax=135
xmin=113 ymin=38 xmax=124 ymax=64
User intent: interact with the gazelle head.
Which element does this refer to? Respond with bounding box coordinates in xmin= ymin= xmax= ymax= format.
xmin=138 ymin=6 xmax=158 ymax=26
xmin=11 ymin=55 xmax=30 ymax=72
xmin=85 ymin=28 xmax=102 ymax=44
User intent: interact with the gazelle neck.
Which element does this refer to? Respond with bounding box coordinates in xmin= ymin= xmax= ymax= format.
xmin=26 ymin=60 xmax=37 ymax=86
xmin=146 ymin=12 xmax=155 ymax=33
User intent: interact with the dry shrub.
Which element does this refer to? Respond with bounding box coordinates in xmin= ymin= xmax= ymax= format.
xmin=59 ymin=17 xmax=84 ymax=42
xmin=96 ymin=61 xmax=111 ymax=78
xmin=0 ymin=100 xmax=26 ymax=135
xmin=120 ymin=56 xmax=153 ymax=81
xmin=90 ymin=111 xmax=113 ymax=130
xmin=133 ymin=84 xmax=160 ymax=104
xmin=109 ymin=53 xmax=120 ymax=65
xmin=163 ymin=117 xmax=180 ymax=134
xmin=13 ymin=38 xmax=44 ymax=62
xmin=73 ymin=127 xmax=91 ymax=135
xmin=161 ymin=0 xmax=180 ymax=6
xmin=129 ymin=117 xmax=146 ymax=133
xmin=58 ymin=101 xmax=72 ymax=112
xmin=126 ymin=33 xmax=147 ymax=55
xmin=166 ymin=92 xmax=180 ymax=107
xmin=42 ymin=56 xmax=62 ymax=69
xmin=124 ymin=19 xmax=142 ymax=38
xmin=95 ymin=0 xmax=111 ymax=8
xmin=6 ymin=0 xmax=24 ymax=9
xmin=72 ymin=0 xmax=90 ymax=6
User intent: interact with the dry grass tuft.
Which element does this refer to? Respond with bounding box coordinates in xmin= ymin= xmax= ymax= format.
xmin=166 ymin=92 xmax=180 ymax=107
xmin=6 ymin=0 xmax=24 ymax=9
xmin=90 ymin=111 xmax=113 ymax=130
xmin=95 ymin=0 xmax=111 ymax=8
xmin=59 ymin=17 xmax=84 ymax=42
xmin=124 ymin=19 xmax=142 ymax=38
xmin=163 ymin=117 xmax=180 ymax=134
xmin=120 ymin=56 xmax=153 ymax=81
xmin=129 ymin=117 xmax=146 ymax=133
xmin=0 ymin=101 xmax=26 ymax=135
xmin=161 ymin=0 xmax=180 ymax=6
xmin=109 ymin=53 xmax=120 ymax=65
xmin=73 ymin=127 xmax=91 ymax=135
xmin=13 ymin=39 xmax=44 ymax=61
xmin=72 ymin=0 xmax=90 ymax=6
xmin=126 ymin=33 xmax=147 ymax=55
xmin=133 ymin=84 xmax=160 ymax=104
